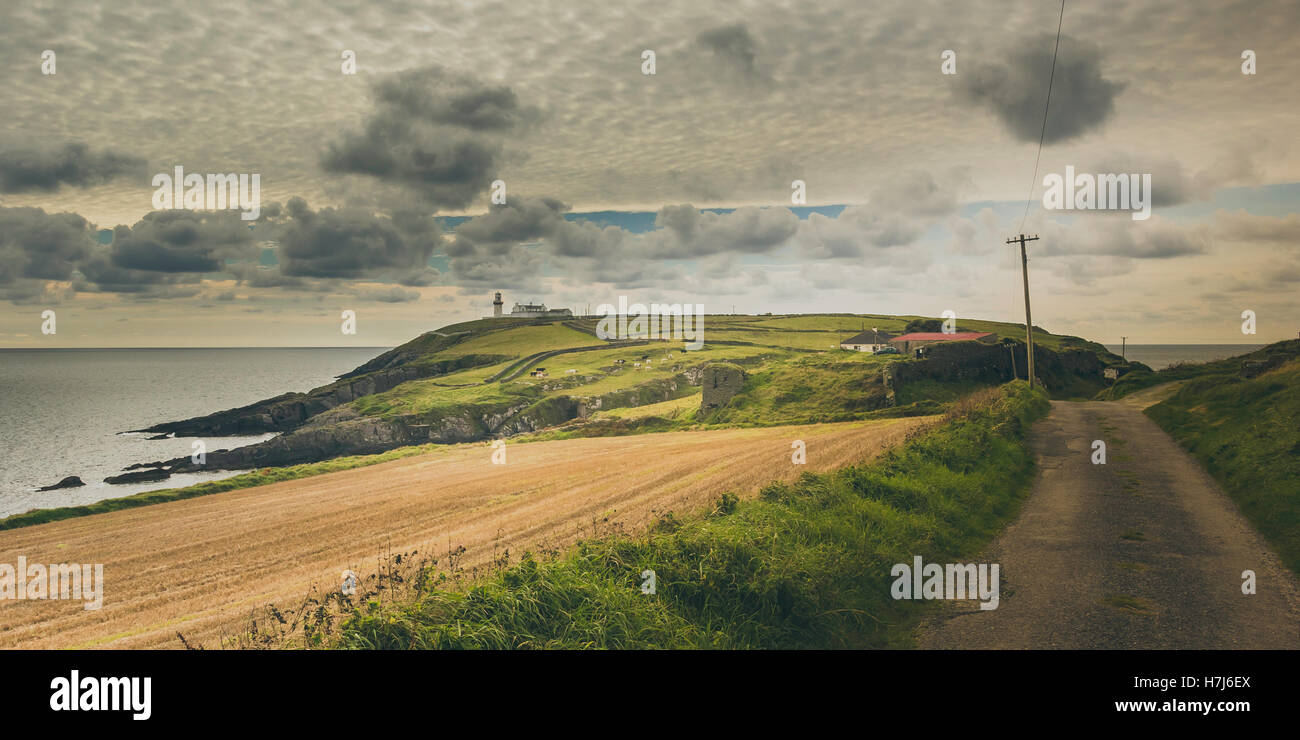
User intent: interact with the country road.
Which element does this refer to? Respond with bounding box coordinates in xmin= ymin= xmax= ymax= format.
xmin=921 ymin=389 xmax=1300 ymax=649
xmin=0 ymin=417 xmax=926 ymax=649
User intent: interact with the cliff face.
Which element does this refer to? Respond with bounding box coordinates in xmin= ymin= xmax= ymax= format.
xmin=699 ymin=363 xmax=748 ymax=414
xmin=159 ymin=370 xmax=707 ymax=472
xmin=138 ymin=353 xmax=510 ymax=436
xmin=887 ymin=340 xmax=1106 ymax=398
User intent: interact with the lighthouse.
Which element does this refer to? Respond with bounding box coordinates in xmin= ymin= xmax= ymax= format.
xmin=492 ymin=291 xmax=503 ymax=318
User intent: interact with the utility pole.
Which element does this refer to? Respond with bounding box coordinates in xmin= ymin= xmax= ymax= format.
xmin=1121 ymin=336 xmax=1126 ymax=360
xmin=1006 ymin=234 xmax=1040 ymax=389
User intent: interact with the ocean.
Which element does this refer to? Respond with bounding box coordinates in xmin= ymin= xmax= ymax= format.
xmin=0 ymin=347 xmax=387 ymax=519
xmin=1102 ymin=344 xmax=1263 ymax=371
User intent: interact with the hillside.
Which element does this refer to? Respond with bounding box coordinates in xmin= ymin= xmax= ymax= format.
xmin=124 ymin=313 xmax=1126 ymax=478
xmin=1099 ymin=339 xmax=1300 ymax=400
xmin=1143 ymin=350 xmax=1300 ymax=573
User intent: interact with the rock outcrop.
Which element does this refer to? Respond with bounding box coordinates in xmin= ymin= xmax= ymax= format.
xmin=699 ymin=363 xmax=748 ymax=414
xmin=153 ymin=369 xmax=709 ymax=473
xmin=105 ymin=468 xmax=170 ymax=484
xmin=38 ymin=476 xmax=85 ymax=491
xmin=887 ymin=339 xmax=1106 ymax=397
xmin=135 ymin=353 xmax=509 ymax=436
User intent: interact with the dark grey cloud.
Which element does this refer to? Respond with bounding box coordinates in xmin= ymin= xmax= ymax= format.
xmin=0 ymin=206 xmax=96 ymax=284
xmin=321 ymin=66 xmax=537 ymax=209
xmin=59 ymin=210 xmax=263 ymax=296
xmin=371 ymin=70 xmax=539 ymax=131
xmin=108 ymin=210 xmax=258 ymax=273
xmin=960 ymin=35 xmax=1124 ymax=144
xmin=272 ymin=197 xmax=441 ymax=279
xmin=446 ymin=197 xmax=568 ymax=256
xmin=445 ymin=198 xmax=799 ymax=268
xmin=438 ymin=196 xmax=801 ymax=288
xmin=0 ymin=207 xmax=222 ymax=298
xmin=74 ymin=250 xmax=201 ymax=295
xmin=697 ymin=23 xmax=764 ymax=82
xmin=0 ymin=143 xmax=144 ymax=193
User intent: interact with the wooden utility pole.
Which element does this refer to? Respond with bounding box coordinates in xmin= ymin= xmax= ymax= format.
xmin=1006 ymin=234 xmax=1040 ymax=388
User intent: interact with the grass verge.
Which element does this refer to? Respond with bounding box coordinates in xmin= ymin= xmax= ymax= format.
xmin=1143 ymin=359 xmax=1300 ymax=574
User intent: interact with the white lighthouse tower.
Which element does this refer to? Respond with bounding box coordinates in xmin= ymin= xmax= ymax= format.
xmin=492 ymin=291 xmax=504 ymax=318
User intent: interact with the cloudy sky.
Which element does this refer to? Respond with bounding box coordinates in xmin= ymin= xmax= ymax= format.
xmin=1 ymin=0 xmax=1296 ymax=347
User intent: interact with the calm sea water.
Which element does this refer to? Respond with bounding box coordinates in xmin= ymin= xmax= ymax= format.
xmin=1103 ymin=344 xmax=1263 ymax=371
xmin=0 ymin=348 xmax=386 ymax=519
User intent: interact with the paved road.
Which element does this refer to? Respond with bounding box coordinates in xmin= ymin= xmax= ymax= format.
xmin=920 ymin=392 xmax=1300 ymax=649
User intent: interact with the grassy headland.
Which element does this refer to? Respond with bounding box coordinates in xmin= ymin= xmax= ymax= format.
xmin=7 ymin=313 xmax=1120 ymax=530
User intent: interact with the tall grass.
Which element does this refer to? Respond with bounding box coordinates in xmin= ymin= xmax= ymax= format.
xmin=332 ymin=381 xmax=1049 ymax=649
xmin=1145 ymin=360 xmax=1300 ymax=574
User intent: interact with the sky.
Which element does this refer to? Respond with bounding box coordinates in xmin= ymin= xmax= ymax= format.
xmin=0 ymin=0 xmax=1297 ymax=348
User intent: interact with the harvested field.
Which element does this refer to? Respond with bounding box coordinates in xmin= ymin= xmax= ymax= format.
xmin=0 ymin=417 xmax=930 ymax=649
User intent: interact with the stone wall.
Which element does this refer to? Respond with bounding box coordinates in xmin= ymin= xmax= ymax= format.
xmin=700 ymin=363 xmax=748 ymax=413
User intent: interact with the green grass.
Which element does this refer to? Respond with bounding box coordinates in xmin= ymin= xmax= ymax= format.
xmin=1144 ymin=358 xmax=1300 ymax=574
xmin=533 ymin=345 xmax=773 ymax=398
xmin=895 ymin=377 xmax=991 ymax=406
xmin=336 ymin=313 xmax=1121 ymax=429
xmin=593 ymin=393 xmax=701 ymax=420
xmin=353 ymin=380 xmax=529 ymax=418
xmin=704 ymin=352 xmax=894 ymax=425
xmin=434 ymin=322 xmax=595 ymax=359
xmin=331 ymin=381 xmax=1050 ymax=649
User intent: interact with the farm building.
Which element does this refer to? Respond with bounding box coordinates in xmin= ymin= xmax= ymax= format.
xmin=888 ymin=331 xmax=996 ymax=355
xmin=840 ymin=329 xmax=895 ymax=352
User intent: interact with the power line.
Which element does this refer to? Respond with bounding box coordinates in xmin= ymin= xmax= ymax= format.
xmin=1019 ymin=0 xmax=1067 ymax=232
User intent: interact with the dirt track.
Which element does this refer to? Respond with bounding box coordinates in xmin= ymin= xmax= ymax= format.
xmin=920 ymin=391 xmax=1300 ymax=649
xmin=0 ymin=418 xmax=926 ymax=649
